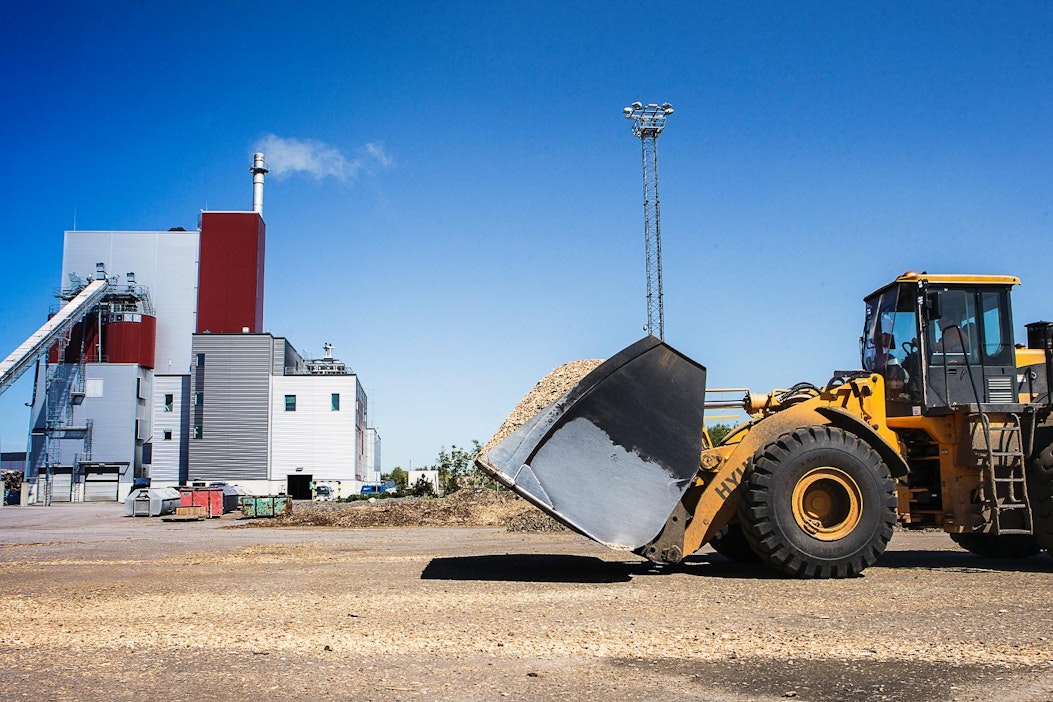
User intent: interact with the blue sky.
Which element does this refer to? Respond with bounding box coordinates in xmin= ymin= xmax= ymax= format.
xmin=2 ymin=2 xmax=1052 ymax=470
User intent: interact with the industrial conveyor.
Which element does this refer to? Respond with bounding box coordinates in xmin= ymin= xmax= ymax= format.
xmin=0 ymin=278 xmax=109 ymax=397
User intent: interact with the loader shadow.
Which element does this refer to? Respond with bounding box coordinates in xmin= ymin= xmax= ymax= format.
xmin=420 ymin=550 xmax=1049 ymax=583
xmin=873 ymin=549 xmax=1053 ymax=572
xmin=420 ymin=554 xmax=645 ymax=583
xmin=420 ymin=553 xmax=786 ymax=583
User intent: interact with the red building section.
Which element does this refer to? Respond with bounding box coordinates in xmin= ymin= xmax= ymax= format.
xmin=105 ymin=314 xmax=156 ymax=368
xmin=49 ymin=314 xmax=157 ymax=368
xmin=196 ymin=211 xmax=266 ymax=334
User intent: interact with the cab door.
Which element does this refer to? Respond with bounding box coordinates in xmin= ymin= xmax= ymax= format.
xmin=919 ymin=285 xmax=1018 ymax=412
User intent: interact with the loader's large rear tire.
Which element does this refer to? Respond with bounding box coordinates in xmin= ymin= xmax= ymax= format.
xmin=949 ymin=533 xmax=1040 ymax=559
xmin=1027 ymin=434 xmax=1053 ymax=555
xmin=709 ymin=522 xmax=760 ymax=562
xmin=739 ymin=426 xmax=897 ymax=579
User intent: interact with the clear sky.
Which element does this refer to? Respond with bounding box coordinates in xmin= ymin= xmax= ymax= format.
xmin=2 ymin=2 xmax=1052 ymax=471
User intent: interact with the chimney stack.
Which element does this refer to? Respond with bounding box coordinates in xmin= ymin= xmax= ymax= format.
xmin=250 ymin=152 xmax=269 ymax=215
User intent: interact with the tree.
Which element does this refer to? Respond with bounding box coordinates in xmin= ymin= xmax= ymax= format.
xmin=707 ymin=423 xmax=733 ymax=446
xmin=435 ymin=440 xmax=494 ymax=494
xmin=410 ymin=474 xmax=436 ymax=497
xmin=385 ymin=467 xmax=408 ymax=491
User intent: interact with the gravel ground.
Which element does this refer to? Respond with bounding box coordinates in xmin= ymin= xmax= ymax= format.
xmin=1 ymin=502 xmax=1052 ymax=701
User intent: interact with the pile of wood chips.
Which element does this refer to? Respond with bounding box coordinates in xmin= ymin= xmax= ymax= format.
xmin=258 ymin=488 xmax=565 ymax=531
xmin=480 ymin=359 xmax=603 ymax=455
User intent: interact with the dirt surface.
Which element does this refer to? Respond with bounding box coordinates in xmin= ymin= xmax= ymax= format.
xmin=2 ymin=502 xmax=1052 ymax=701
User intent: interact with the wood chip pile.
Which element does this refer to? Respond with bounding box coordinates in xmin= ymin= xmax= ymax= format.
xmin=257 ymin=488 xmax=565 ymax=532
xmin=480 ymin=359 xmax=603 ymax=455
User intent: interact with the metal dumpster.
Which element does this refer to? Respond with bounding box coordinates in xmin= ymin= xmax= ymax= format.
xmin=240 ymin=495 xmax=292 ymax=518
xmin=178 ymin=487 xmax=224 ymax=518
xmin=221 ymin=485 xmax=251 ymax=513
xmin=124 ymin=487 xmax=181 ymax=517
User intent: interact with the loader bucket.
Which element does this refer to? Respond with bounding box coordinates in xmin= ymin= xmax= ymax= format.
xmin=476 ymin=336 xmax=707 ymax=550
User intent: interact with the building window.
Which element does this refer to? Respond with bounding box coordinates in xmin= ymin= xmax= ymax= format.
xmin=163 ymin=430 xmax=173 ymax=441
xmin=195 ymin=392 xmax=204 ymax=406
xmin=196 ymin=353 xmax=205 ymax=367
xmin=331 ymin=393 xmax=340 ymax=411
xmin=164 ymin=394 xmax=174 ymax=412
xmin=193 ymin=425 xmax=202 ymax=439
xmin=285 ymin=395 xmax=297 ymax=412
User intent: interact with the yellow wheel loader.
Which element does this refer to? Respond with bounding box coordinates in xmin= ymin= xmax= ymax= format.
xmin=476 ymin=272 xmax=1053 ymax=578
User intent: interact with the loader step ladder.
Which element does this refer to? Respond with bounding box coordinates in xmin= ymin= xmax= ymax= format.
xmin=976 ymin=413 xmax=1032 ymax=535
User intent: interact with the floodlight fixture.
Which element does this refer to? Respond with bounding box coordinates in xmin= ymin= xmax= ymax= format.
xmin=623 ymin=101 xmax=674 ymax=139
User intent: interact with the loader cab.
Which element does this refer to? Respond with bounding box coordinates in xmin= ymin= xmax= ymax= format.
xmin=862 ymin=273 xmax=1020 ymax=416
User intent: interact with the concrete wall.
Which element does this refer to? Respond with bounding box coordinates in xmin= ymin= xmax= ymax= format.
xmin=407 ymin=469 xmax=439 ymax=495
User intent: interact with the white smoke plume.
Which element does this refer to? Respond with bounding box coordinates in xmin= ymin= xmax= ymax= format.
xmin=254 ymin=134 xmax=394 ymax=181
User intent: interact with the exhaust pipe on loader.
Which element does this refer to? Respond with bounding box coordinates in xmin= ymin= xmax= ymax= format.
xmin=475 ymin=336 xmax=707 ymax=551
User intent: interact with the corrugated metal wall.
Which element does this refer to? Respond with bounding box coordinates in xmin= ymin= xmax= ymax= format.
xmin=187 ymin=335 xmax=272 ymax=481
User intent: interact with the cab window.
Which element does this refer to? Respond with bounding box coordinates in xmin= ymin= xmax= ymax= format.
xmin=927 ymin=288 xmax=1012 ymax=366
xmin=980 ymin=290 xmax=1013 ymax=365
xmin=928 ymin=289 xmax=978 ymax=365
xmin=862 ymin=285 xmax=919 ymax=403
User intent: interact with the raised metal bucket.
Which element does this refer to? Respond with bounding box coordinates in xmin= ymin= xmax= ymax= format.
xmin=476 ymin=336 xmax=707 ymax=550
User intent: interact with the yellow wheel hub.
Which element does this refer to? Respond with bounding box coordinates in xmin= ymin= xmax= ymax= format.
xmin=791 ymin=467 xmax=862 ymax=541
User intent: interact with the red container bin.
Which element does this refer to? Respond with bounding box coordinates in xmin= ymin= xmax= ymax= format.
xmin=178 ymin=487 xmax=224 ymax=518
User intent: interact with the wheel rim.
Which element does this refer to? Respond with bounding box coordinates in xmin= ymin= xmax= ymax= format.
xmin=791 ymin=467 xmax=862 ymax=541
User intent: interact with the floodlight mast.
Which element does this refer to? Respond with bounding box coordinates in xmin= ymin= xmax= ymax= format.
xmin=623 ymin=101 xmax=673 ymax=340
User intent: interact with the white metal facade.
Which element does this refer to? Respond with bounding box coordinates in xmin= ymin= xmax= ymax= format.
xmin=150 ymin=375 xmax=189 ymax=482
xmin=270 ymin=374 xmax=363 ymax=487
xmin=363 ymin=427 xmax=381 ymax=483
xmin=62 ymin=230 xmax=200 ymax=373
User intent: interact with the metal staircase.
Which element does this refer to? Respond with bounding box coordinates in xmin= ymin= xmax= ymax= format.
xmin=975 ymin=413 xmax=1032 ymax=535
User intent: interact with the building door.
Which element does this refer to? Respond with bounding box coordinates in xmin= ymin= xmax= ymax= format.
xmin=287 ymin=474 xmax=313 ymax=500
xmin=84 ymin=466 xmax=121 ymax=502
xmin=48 ymin=468 xmax=74 ymax=502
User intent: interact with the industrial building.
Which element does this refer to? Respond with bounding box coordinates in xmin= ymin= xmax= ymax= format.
xmin=1 ymin=154 xmax=381 ymax=503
